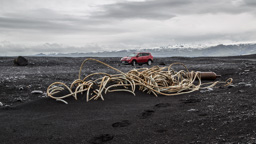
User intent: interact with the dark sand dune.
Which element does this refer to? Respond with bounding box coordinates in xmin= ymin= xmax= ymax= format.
xmin=0 ymin=55 xmax=256 ymax=143
xmin=0 ymin=91 xmax=186 ymax=144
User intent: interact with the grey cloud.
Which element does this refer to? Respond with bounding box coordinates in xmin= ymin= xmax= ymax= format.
xmin=1 ymin=0 xmax=256 ymax=56
xmin=243 ymin=0 xmax=256 ymax=7
xmin=94 ymin=0 xmax=256 ymax=20
xmin=244 ymin=0 xmax=256 ymax=4
xmin=95 ymin=0 xmax=182 ymax=20
xmin=0 ymin=17 xmax=72 ymax=31
xmin=107 ymin=27 xmax=256 ymax=46
xmin=1 ymin=0 xmax=255 ymax=33
xmin=0 ymin=9 xmax=125 ymax=34
xmin=0 ymin=42 xmax=105 ymax=55
xmin=0 ymin=9 xmax=80 ymax=32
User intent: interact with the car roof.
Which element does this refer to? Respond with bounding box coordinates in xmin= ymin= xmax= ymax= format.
xmin=137 ymin=52 xmax=150 ymax=54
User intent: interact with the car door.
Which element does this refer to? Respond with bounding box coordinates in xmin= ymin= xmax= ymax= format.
xmin=136 ymin=53 xmax=143 ymax=63
xmin=140 ymin=53 xmax=147 ymax=63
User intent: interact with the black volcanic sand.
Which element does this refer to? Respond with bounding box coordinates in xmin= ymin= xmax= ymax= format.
xmin=0 ymin=55 xmax=256 ymax=143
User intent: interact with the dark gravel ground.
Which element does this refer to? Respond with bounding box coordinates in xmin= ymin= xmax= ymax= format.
xmin=0 ymin=55 xmax=256 ymax=144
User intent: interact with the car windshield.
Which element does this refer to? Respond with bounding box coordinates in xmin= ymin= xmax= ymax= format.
xmin=128 ymin=53 xmax=137 ymax=57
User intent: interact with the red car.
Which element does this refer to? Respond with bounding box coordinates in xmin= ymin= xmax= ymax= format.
xmin=121 ymin=52 xmax=153 ymax=66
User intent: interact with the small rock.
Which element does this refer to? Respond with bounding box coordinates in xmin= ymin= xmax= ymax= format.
xmin=245 ymin=84 xmax=252 ymax=87
xmin=198 ymin=113 xmax=208 ymax=116
xmin=154 ymin=103 xmax=170 ymax=108
xmin=228 ymin=84 xmax=236 ymax=88
xmin=187 ymin=109 xmax=198 ymax=112
xmin=239 ymin=72 xmax=245 ymax=75
xmin=15 ymin=97 xmax=23 ymax=102
xmin=19 ymin=87 xmax=24 ymax=91
xmin=207 ymin=87 xmax=213 ymax=91
xmin=207 ymin=105 xmax=214 ymax=108
xmin=41 ymin=93 xmax=47 ymax=97
xmin=3 ymin=105 xmax=13 ymax=110
xmin=238 ymin=82 xmax=246 ymax=85
xmin=31 ymin=90 xmax=43 ymax=94
xmin=186 ymin=120 xmax=192 ymax=123
xmin=238 ymin=90 xmax=245 ymax=93
xmin=200 ymin=87 xmax=213 ymax=93
xmin=14 ymin=56 xmax=28 ymax=66
xmin=182 ymin=98 xmax=201 ymax=104
xmin=159 ymin=62 xmax=166 ymax=66
xmin=0 ymin=102 xmax=3 ymax=107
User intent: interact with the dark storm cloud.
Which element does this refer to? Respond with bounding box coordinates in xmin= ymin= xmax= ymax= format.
xmin=0 ymin=17 xmax=70 ymax=31
xmin=0 ymin=0 xmax=255 ymax=33
xmin=94 ymin=0 xmax=184 ymax=20
xmin=95 ymin=0 xmax=184 ymax=20
xmin=0 ymin=9 xmax=79 ymax=32
xmin=95 ymin=0 xmax=256 ymax=20
xmin=243 ymin=0 xmax=256 ymax=5
xmin=0 ymin=9 xmax=125 ymax=34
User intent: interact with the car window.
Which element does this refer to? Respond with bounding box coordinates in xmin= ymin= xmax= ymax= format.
xmin=137 ymin=53 xmax=143 ymax=57
xmin=128 ymin=53 xmax=136 ymax=57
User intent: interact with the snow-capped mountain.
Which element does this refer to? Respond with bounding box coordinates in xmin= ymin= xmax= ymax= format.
xmin=38 ymin=43 xmax=256 ymax=57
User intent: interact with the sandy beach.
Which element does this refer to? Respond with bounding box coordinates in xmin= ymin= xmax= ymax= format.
xmin=0 ymin=55 xmax=256 ymax=143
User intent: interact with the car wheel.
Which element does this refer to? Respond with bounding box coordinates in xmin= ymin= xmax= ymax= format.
xmin=147 ymin=60 xmax=152 ymax=66
xmin=132 ymin=60 xmax=136 ymax=66
xmin=138 ymin=64 xmax=142 ymax=66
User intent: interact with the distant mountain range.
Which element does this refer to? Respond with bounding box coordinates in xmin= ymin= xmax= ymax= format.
xmin=36 ymin=43 xmax=256 ymax=57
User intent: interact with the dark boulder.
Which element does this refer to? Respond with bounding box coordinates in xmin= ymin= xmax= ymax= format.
xmin=14 ymin=56 xmax=28 ymax=66
xmin=159 ymin=62 xmax=166 ymax=66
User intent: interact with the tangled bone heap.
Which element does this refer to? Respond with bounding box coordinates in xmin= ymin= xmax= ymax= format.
xmin=47 ymin=58 xmax=233 ymax=104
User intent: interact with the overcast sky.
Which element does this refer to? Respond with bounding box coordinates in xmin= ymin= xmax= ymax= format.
xmin=0 ymin=0 xmax=256 ymax=55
